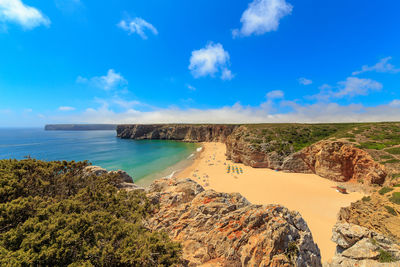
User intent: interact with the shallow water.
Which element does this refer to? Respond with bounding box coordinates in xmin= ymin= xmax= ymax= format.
xmin=0 ymin=128 xmax=198 ymax=182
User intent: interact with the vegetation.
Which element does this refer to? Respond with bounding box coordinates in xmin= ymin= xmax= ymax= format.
xmin=384 ymin=206 xmax=397 ymax=216
xmin=0 ymin=159 xmax=181 ymax=266
xmin=390 ymin=192 xmax=400 ymax=205
xmin=385 ymin=147 xmax=400 ymax=155
xmin=379 ymin=187 xmax=394 ymax=195
xmin=378 ymin=249 xmax=396 ymax=263
xmin=244 ymin=123 xmax=355 ymax=153
xmin=362 ymin=196 xmax=371 ymax=202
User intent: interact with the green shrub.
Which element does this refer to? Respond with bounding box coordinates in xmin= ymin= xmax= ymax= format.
xmin=383 ymin=159 xmax=400 ymax=164
xmin=380 ymin=155 xmax=394 ymax=160
xmin=0 ymin=159 xmax=181 ymax=266
xmin=385 ymin=147 xmax=400 ymax=155
xmin=378 ymin=249 xmax=395 ymax=263
xmin=359 ymin=142 xmax=386 ymax=150
xmin=362 ymin=196 xmax=371 ymax=202
xmin=390 ymin=192 xmax=400 ymax=205
xmin=379 ymin=187 xmax=394 ymax=195
xmin=384 ymin=206 xmax=397 ymax=216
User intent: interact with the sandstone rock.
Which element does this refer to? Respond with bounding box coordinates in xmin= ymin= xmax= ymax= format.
xmin=282 ymin=141 xmax=387 ymax=185
xmin=146 ymin=177 xmax=322 ymax=267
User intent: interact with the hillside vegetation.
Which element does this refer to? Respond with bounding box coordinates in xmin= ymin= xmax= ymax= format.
xmin=0 ymin=159 xmax=181 ymax=266
xmin=238 ymin=122 xmax=400 ymax=183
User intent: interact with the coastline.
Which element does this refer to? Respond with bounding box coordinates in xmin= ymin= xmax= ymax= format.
xmin=134 ymin=144 xmax=202 ymax=187
xmin=175 ymin=142 xmax=364 ymax=262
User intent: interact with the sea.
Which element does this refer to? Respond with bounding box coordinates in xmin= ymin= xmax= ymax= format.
xmin=0 ymin=128 xmax=199 ymax=186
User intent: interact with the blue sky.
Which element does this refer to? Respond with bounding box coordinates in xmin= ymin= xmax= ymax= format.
xmin=1 ymin=0 xmax=400 ymax=126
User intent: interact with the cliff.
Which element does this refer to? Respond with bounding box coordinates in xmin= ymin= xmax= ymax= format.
xmin=146 ymin=177 xmax=322 ymax=266
xmin=117 ymin=124 xmax=239 ymax=142
xmin=117 ymin=124 xmax=387 ymax=185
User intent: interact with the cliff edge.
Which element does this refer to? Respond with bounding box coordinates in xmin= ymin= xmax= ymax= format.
xmin=146 ymin=177 xmax=322 ymax=266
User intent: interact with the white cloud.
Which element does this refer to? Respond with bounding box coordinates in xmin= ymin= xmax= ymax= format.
xmin=58 ymin=106 xmax=75 ymax=111
xmin=189 ymin=42 xmax=233 ymax=80
xmin=353 ymin=57 xmax=400 ymax=75
xmin=335 ymin=77 xmax=382 ymax=98
xmin=389 ymin=99 xmax=400 ymax=107
xmin=77 ymin=69 xmax=128 ymax=91
xmin=266 ymin=90 xmax=284 ymax=99
xmin=118 ymin=17 xmax=158 ymax=39
xmin=233 ymin=0 xmax=293 ymax=38
xmin=186 ymin=84 xmax=196 ymax=91
xmin=46 ymin=98 xmax=400 ymax=125
xmin=313 ymin=77 xmax=382 ymax=100
xmin=0 ymin=0 xmax=50 ymax=30
xmin=298 ymin=77 xmax=312 ymax=85
xmin=221 ymin=68 xmax=234 ymax=80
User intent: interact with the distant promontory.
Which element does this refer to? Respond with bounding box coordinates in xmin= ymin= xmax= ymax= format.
xmin=45 ymin=124 xmax=117 ymax=131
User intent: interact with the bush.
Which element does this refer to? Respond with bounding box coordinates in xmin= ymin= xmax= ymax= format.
xmin=359 ymin=142 xmax=386 ymax=150
xmin=378 ymin=249 xmax=395 ymax=263
xmin=362 ymin=196 xmax=371 ymax=202
xmin=384 ymin=206 xmax=397 ymax=216
xmin=0 ymin=159 xmax=181 ymax=266
xmin=385 ymin=147 xmax=400 ymax=155
xmin=383 ymin=159 xmax=400 ymax=164
xmin=379 ymin=187 xmax=394 ymax=195
xmin=390 ymin=192 xmax=400 ymax=205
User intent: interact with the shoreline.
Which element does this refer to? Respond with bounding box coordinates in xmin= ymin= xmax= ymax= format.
xmin=175 ymin=142 xmax=364 ymax=262
xmin=134 ymin=144 xmax=202 ymax=187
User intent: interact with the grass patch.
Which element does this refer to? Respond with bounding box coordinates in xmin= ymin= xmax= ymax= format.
xmin=394 ymin=184 xmax=400 ymax=187
xmin=385 ymin=147 xmax=400 ymax=155
xmin=359 ymin=142 xmax=387 ymax=150
xmin=362 ymin=196 xmax=371 ymax=202
xmin=384 ymin=206 xmax=397 ymax=216
xmin=383 ymin=159 xmax=400 ymax=164
xmin=378 ymin=249 xmax=395 ymax=263
xmin=379 ymin=187 xmax=394 ymax=195
xmin=390 ymin=192 xmax=400 ymax=205
xmin=347 ymin=138 xmax=356 ymax=142
xmin=380 ymin=155 xmax=394 ymax=160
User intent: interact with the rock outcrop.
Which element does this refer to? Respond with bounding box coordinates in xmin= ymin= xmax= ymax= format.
xmin=327 ymin=223 xmax=400 ymax=266
xmin=145 ymin=177 xmax=322 ymax=266
xmin=281 ymin=141 xmax=387 ymax=185
xmin=117 ymin=124 xmax=239 ymax=143
xmin=83 ymin=165 xmax=143 ymax=191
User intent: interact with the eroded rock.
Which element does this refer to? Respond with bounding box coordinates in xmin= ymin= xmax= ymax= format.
xmin=146 ymin=177 xmax=322 ymax=267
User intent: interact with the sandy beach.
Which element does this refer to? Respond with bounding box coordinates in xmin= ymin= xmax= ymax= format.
xmin=176 ymin=142 xmax=364 ymax=262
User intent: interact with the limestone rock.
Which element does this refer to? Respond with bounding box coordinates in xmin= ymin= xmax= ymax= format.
xmin=117 ymin=124 xmax=239 ymax=143
xmin=83 ymin=165 xmax=143 ymax=191
xmin=328 ymin=222 xmax=400 ymax=267
xmin=146 ymin=177 xmax=322 ymax=267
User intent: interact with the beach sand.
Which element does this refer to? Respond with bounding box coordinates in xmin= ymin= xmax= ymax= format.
xmin=176 ymin=142 xmax=364 ymax=262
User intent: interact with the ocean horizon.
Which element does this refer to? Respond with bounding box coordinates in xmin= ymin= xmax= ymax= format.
xmin=0 ymin=128 xmax=198 ymax=184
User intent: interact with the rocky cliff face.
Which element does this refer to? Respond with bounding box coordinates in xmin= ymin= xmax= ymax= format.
xmin=117 ymin=124 xmax=387 ymax=185
xmin=117 ymin=124 xmax=239 ymax=142
xmin=281 ymin=141 xmax=387 ymax=185
xmin=145 ymin=177 xmax=322 ymax=267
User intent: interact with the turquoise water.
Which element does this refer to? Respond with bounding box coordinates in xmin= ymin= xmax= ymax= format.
xmin=0 ymin=128 xmax=198 ymax=182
